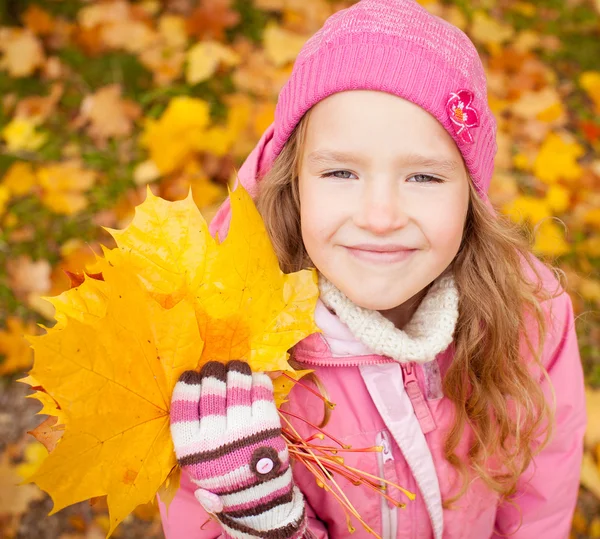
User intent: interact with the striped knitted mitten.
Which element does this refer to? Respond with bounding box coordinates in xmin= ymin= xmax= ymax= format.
xmin=170 ymin=360 xmax=307 ymax=538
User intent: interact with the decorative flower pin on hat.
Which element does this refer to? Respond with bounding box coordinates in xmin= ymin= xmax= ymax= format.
xmin=446 ymin=89 xmax=480 ymax=144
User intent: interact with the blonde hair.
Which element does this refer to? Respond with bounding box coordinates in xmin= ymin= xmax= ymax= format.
xmin=255 ymin=108 xmax=561 ymax=505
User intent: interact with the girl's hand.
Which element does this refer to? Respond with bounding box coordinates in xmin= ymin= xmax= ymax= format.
xmin=169 ymin=360 xmax=307 ymax=538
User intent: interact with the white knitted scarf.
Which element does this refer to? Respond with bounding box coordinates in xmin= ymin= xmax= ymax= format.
xmin=317 ymin=270 xmax=459 ymax=364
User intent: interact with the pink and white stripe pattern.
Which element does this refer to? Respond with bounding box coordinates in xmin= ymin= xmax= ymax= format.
xmin=170 ymin=360 xmax=307 ymax=538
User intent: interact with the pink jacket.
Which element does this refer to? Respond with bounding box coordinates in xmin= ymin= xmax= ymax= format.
xmin=158 ymin=254 xmax=586 ymax=539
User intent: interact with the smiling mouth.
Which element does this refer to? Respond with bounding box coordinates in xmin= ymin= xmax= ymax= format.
xmin=344 ymin=246 xmax=416 ymax=263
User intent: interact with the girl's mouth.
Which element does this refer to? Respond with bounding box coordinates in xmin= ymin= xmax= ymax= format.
xmin=344 ymin=247 xmax=417 ymax=263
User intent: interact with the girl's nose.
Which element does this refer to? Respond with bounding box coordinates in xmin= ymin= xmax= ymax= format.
xmin=353 ymin=183 xmax=410 ymax=234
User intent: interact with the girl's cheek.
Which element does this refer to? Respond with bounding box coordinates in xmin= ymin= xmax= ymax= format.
xmin=421 ymin=197 xmax=468 ymax=244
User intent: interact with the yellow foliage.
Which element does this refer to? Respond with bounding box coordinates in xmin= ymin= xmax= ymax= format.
xmin=26 ymin=260 xmax=201 ymax=536
xmin=513 ymin=152 xmax=533 ymax=171
xmin=545 ymin=184 xmax=570 ymax=214
xmin=581 ymin=451 xmax=600 ymax=500
xmin=23 ymin=184 xmax=320 ymax=535
xmin=511 ymin=88 xmax=563 ymax=121
xmin=0 ymin=185 xmax=9 ymax=218
xmin=534 ymin=132 xmax=584 ymax=184
xmin=470 ymin=11 xmax=514 ymax=49
xmin=0 ymin=451 xmax=44 ymax=517
xmin=2 ymin=118 xmax=48 ymax=152
xmin=576 ymin=237 xmax=600 ymax=258
xmin=579 ymin=278 xmax=600 ymax=305
xmin=0 ymin=317 xmax=36 ymax=375
xmin=36 ymin=161 xmax=98 ymax=215
xmin=16 ymin=441 xmax=49 ymax=480
xmin=186 ymin=41 xmax=241 ymax=84
xmin=1 ymin=161 xmax=37 ymax=196
xmin=0 ymin=28 xmax=45 ymax=77
xmin=139 ymin=97 xmax=211 ymax=174
xmin=158 ymin=14 xmax=187 ymax=49
xmin=263 ymin=22 xmax=309 ymax=67
xmin=511 ymin=2 xmax=537 ymax=17
xmin=533 ymin=220 xmax=570 ymax=257
xmin=76 ymin=84 xmax=142 ymax=142
xmin=503 ymin=195 xmax=550 ymax=225
xmin=584 ymin=208 xmax=600 ymax=229
xmin=580 ymin=71 xmax=600 ymax=114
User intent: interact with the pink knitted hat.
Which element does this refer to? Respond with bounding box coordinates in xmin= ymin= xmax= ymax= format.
xmin=210 ymin=0 xmax=498 ymax=241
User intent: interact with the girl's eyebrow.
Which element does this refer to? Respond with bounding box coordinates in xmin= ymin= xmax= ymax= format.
xmin=307 ymin=149 xmax=461 ymax=174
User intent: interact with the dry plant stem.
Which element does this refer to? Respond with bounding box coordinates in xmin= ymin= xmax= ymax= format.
xmin=287 ymin=447 xmax=407 ymax=508
xmin=299 ymin=452 xmax=382 ymax=539
xmin=287 ymin=442 xmax=383 ymax=454
xmin=281 ymin=372 xmax=336 ymax=410
xmin=287 ymin=447 xmax=372 ymax=486
xmin=279 ymin=412 xmax=381 ymax=538
xmin=279 ymin=408 xmax=351 ymax=448
xmin=306 ymin=446 xmax=413 ymax=496
xmin=342 ymin=463 xmax=417 ymax=500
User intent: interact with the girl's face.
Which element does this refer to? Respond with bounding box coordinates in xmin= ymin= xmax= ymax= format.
xmin=298 ymin=90 xmax=469 ymax=323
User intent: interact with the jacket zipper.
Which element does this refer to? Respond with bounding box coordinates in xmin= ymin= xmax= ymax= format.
xmin=295 ymin=354 xmax=397 ymax=368
xmin=376 ymin=430 xmax=398 ymax=538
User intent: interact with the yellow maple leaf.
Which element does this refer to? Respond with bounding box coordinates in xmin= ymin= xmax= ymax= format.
xmin=511 ymin=88 xmax=564 ymax=121
xmin=25 ymin=261 xmax=203 ymax=536
xmin=545 ymin=184 xmax=570 ymax=214
xmin=101 ymin=20 xmax=157 ymax=54
xmin=76 ymin=84 xmax=141 ymax=143
xmin=96 ymin=184 xmax=320 ymax=371
xmin=0 ymin=28 xmax=45 ymax=78
xmin=139 ymin=97 xmax=211 ymax=174
xmin=186 ymin=41 xmax=241 ymax=85
xmin=1 ymin=161 xmax=37 ymax=197
xmin=18 ymin=373 xmax=67 ymax=426
xmin=2 ymin=118 xmax=48 ymax=152
xmin=36 ymin=161 xmax=98 ymax=215
xmin=580 ymin=71 xmax=600 ymax=114
xmin=534 ymin=132 xmax=584 ymax=184
xmin=502 ymin=195 xmax=550 ymax=225
xmin=263 ymin=22 xmax=309 ymax=67
xmin=533 ymin=220 xmax=570 ymax=257
xmin=469 ymin=11 xmax=514 ymax=53
xmin=24 ymin=183 xmax=320 ymax=536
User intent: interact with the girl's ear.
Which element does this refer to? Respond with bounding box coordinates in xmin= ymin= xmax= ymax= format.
xmin=208 ymin=122 xmax=276 ymax=242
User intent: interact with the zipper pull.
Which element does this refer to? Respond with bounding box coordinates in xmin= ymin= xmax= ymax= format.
xmin=381 ymin=434 xmax=393 ymax=464
xmin=401 ymin=362 xmax=437 ymax=434
xmin=379 ymin=431 xmax=398 ymax=509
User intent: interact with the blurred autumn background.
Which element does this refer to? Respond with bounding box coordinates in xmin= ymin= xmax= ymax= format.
xmin=0 ymin=0 xmax=599 ymax=537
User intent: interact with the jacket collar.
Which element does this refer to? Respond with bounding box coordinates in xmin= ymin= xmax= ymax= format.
xmin=314 ymin=269 xmax=459 ymax=364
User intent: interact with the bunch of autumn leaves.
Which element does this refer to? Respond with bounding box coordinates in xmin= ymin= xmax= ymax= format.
xmin=22 ymin=186 xmax=320 ymax=536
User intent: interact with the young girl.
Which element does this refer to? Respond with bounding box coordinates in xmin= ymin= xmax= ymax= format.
xmin=161 ymin=0 xmax=587 ymax=537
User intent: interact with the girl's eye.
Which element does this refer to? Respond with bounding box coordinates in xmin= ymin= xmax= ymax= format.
xmin=407 ymin=174 xmax=444 ymax=183
xmin=320 ymin=170 xmax=355 ymax=179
